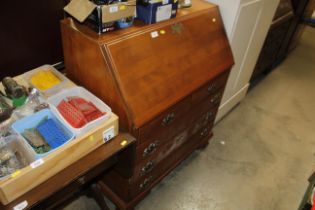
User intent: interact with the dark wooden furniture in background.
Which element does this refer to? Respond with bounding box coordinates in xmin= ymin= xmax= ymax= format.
xmin=289 ymin=0 xmax=315 ymax=51
xmin=0 ymin=0 xmax=67 ymax=79
xmin=61 ymin=0 xmax=234 ymax=209
xmin=250 ymin=0 xmax=315 ymax=85
xmin=250 ymin=0 xmax=294 ymax=83
xmin=0 ymin=133 xmax=135 ymax=210
xmin=298 ymin=170 xmax=315 ymax=210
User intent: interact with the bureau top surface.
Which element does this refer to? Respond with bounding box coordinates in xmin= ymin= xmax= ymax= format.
xmin=61 ymin=0 xmax=234 ymax=128
xmin=62 ymin=0 xmax=218 ymax=43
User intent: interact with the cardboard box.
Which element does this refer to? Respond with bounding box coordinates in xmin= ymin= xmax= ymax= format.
xmin=137 ymin=0 xmax=178 ymax=24
xmin=64 ymin=0 xmax=136 ymax=33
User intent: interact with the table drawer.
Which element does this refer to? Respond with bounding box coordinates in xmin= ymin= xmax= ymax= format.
xmin=191 ymin=71 xmax=229 ymax=105
xmin=138 ymin=97 xmax=191 ymax=145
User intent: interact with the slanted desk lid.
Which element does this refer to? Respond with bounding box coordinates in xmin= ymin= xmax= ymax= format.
xmin=104 ymin=8 xmax=234 ymax=128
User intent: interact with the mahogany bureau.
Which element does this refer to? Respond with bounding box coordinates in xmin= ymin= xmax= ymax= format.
xmin=61 ymin=0 xmax=234 ymax=209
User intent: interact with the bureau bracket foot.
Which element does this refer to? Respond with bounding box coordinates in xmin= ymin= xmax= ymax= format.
xmin=97 ymin=181 xmax=150 ymax=210
xmin=196 ymin=132 xmax=213 ymax=150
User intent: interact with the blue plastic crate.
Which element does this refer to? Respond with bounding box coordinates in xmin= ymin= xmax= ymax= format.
xmin=12 ymin=109 xmax=75 ymax=159
xmin=36 ymin=119 xmax=69 ymax=149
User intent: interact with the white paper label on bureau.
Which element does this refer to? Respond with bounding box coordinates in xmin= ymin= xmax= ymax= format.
xmin=13 ymin=201 xmax=28 ymax=210
xmin=156 ymin=4 xmax=172 ymax=22
xmin=30 ymin=159 xmax=44 ymax=169
xmin=109 ymin=6 xmax=118 ymax=13
xmin=150 ymin=31 xmax=159 ymax=38
xmin=103 ymin=126 xmax=115 ymax=143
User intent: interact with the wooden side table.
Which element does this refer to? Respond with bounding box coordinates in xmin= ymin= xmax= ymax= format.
xmin=0 ymin=133 xmax=136 ymax=210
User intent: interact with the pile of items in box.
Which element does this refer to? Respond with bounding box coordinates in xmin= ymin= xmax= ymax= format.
xmin=0 ymin=65 xmax=111 ymax=179
xmin=64 ymin=0 xmax=180 ymax=33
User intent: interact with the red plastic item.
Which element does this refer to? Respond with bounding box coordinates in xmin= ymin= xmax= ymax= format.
xmin=85 ymin=109 xmax=104 ymax=122
xmin=57 ymin=100 xmax=87 ymax=128
xmin=67 ymin=97 xmax=105 ymax=122
xmin=312 ymin=192 xmax=315 ymax=210
xmin=57 ymin=97 xmax=105 ymax=128
xmin=68 ymin=97 xmax=96 ymax=115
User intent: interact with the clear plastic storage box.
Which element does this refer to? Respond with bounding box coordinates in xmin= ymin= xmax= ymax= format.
xmin=0 ymin=135 xmax=35 ymax=180
xmin=11 ymin=109 xmax=75 ymax=159
xmin=47 ymin=87 xmax=112 ymax=136
xmin=23 ymin=65 xmax=71 ymax=97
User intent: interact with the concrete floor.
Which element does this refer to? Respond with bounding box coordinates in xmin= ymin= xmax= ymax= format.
xmin=64 ymin=26 xmax=315 ymax=210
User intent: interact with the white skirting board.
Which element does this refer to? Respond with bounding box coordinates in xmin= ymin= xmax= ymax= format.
xmin=215 ymin=83 xmax=249 ymax=124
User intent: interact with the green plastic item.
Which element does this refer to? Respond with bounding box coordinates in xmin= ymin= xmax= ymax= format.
xmin=12 ymin=95 xmax=27 ymax=107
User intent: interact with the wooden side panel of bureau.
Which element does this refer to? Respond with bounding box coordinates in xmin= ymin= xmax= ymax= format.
xmin=61 ymin=0 xmax=233 ymax=209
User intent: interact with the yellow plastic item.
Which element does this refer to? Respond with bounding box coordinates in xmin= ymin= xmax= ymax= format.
xmin=120 ymin=140 xmax=127 ymax=146
xmin=30 ymin=70 xmax=61 ymax=90
xmin=11 ymin=170 xmax=21 ymax=178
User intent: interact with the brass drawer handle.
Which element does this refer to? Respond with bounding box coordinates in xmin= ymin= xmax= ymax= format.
xmin=210 ymin=93 xmax=221 ymax=105
xmin=207 ymin=83 xmax=217 ymax=94
xmin=200 ymin=127 xmax=209 ymax=137
xmin=162 ymin=112 xmax=175 ymax=126
xmin=77 ymin=176 xmax=86 ymax=185
xmin=143 ymin=141 xmax=159 ymax=157
xmin=140 ymin=161 xmax=155 ymax=176
xmin=139 ymin=176 xmax=154 ymax=190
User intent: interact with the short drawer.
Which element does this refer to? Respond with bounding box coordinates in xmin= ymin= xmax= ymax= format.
xmin=189 ymin=96 xmax=219 ymax=125
xmin=138 ymin=97 xmax=191 ymax=144
xmin=189 ymin=110 xmax=216 ymax=137
xmin=190 ymin=89 xmax=224 ymax=124
xmin=191 ymin=71 xmax=229 ymax=105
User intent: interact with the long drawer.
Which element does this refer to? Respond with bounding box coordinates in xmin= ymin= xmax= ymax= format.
xmin=138 ymin=97 xmax=191 ymax=145
xmin=134 ymin=129 xmax=190 ymax=180
xmin=133 ymin=103 xmax=217 ymax=180
xmin=137 ymin=71 xmax=228 ymax=146
xmin=135 ymin=93 xmax=222 ymax=164
xmin=134 ymin=123 xmax=213 ymax=181
xmin=130 ymin=125 xmax=212 ymax=197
